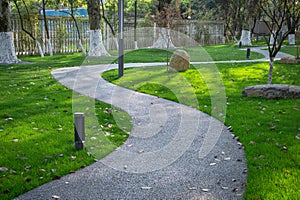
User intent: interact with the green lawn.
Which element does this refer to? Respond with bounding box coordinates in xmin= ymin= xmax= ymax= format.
xmin=280 ymin=46 xmax=300 ymax=57
xmin=1 ymin=45 xmax=298 ymax=199
xmin=84 ymin=45 xmax=265 ymax=65
xmin=0 ymin=54 xmax=131 ymax=200
xmin=102 ymin=52 xmax=300 ymax=199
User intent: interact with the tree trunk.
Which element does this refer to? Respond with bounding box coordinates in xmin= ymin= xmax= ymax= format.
xmin=239 ymin=30 xmax=252 ymax=46
xmin=288 ymin=34 xmax=295 ymax=45
xmin=152 ymin=28 xmax=175 ymax=49
xmin=36 ymin=40 xmax=44 ymax=57
xmin=268 ymin=57 xmax=275 ymax=84
xmin=42 ymin=0 xmax=53 ymax=56
xmin=87 ymin=0 xmax=109 ymax=57
xmin=0 ymin=0 xmax=19 ymax=64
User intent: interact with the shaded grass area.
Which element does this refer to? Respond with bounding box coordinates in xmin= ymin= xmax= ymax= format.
xmin=280 ymin=46 xmax=299 ymax=57
xmin=184 ymin=45 xmax=264 ymax=61
xmin=0 ymin=54 xmax=131 ymax=200
xmin=102 ymin=61 xmax=300 ymax=199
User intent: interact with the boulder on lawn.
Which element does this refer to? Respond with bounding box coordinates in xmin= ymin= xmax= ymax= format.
xmin=279 ymin=57 xmax=297 ymax=64
xmin=242 ymin=84 xmax=300 ymax=99
xmin=169 ymin=50 xmax=190 ymax=72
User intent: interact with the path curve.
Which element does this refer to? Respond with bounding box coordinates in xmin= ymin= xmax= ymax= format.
xmin=15 ymin=61 xmax=247 ymax=200
xmin=14 ymin=47 xmax=295 ymax=199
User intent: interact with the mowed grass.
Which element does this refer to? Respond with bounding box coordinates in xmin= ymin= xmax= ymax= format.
xmin=280 ymin=45 xmax=300 ymax=57
xmin=102 ymin=60 xmax=300 ymax=199
xmin=0 ymin=54 xmax=131 ymax=200
xmin=0 ymin=45 xmax=296 ymax=199
xmin=83 ymin=45 xmax=265 ymax=65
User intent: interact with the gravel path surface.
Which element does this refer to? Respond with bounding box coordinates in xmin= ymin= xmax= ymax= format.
xmin=16 ymin=47 xmax=291 ymax=200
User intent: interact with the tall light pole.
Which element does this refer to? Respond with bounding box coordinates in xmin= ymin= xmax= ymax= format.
xmin=118 ymin=0 xmax=124 ymax=77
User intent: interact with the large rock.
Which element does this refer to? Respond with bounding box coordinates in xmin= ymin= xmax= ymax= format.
xmin=169 ymin=50 xmax=190 ymax=72
xmin=242 ymin=84 xmax=300 ymax=99
xmin=279 ymin=57 xmax=297 ymax=64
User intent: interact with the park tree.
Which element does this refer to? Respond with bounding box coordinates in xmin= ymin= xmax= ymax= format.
xmin=0 ymin=0 xmax=19 ymax=64
xmin=56 ymin=0 xmax=87 ymax=55
xmin=152 ymin=0 xmax=181 ymax=49
xmin=41 ymin=0 xmax=54 ymax=56
xmin=13 ymin=0 xmax=44 ymax=57
xmin=87 ymin=0 xmax=109 ymax=56
xmin=238 ymin=0 xmax=260 ymax=46
xmin=100 ymin=0 xmax=119 ymax=50
xmin=259 ymin=0 xmax=300 ymax=84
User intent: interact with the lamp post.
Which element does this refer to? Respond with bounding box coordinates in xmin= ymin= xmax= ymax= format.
xmin=118 ymin=0 xmax=124 ymax=77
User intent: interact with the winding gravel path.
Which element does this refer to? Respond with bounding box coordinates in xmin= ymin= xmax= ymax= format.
xmin=14 ymin=62 xmax=247 ymax=200
xmin=16 ymin=47 xmax=292 ymax=200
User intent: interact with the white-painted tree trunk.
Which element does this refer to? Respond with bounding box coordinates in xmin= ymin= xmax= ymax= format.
xmin=113 ymin=37 xmax=119 ymax=50
xmin=88 ymin=29 xmax=110 ymax=57
xmin=78 ymin=40 xmax=86 ymax=55
xmin=36 ymin=40 xmax=44 ymax=57
xmin=134 ymin=41 xmax=138 ymax=49
xmin=269 ymin=31 xmax=275 ymax=45
xmin=152 ymin=28 xmax=175 ymax=49
xmin=239 ymin=30 xmax=252 ymax=46
xmin=47 ymin=39 xmax=53 ymax=56
xmin=0 ymin=32 xmax=19 ymax=64
xmin=288 ymin=34 xmax=295 ymax=45
xmin=268 ymin=57 xmax=275 ymax=84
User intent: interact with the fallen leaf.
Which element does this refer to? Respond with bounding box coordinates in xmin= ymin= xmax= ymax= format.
xmin=52 ymin=195 xmax=60 ymax=199
xmin=0 ymin=167 xmax=8 ymax=172
xmin=249 ymin=141 xmax=255 ymax=145
xmin=285 ymin=169 xmax=290 ymax=174
xmin=295 ymin=134 xmax=300 ymax=140
xmin=24 ymin=177 xmax=31 ymax=182
xmin=202 ymin=188 xmax=209 ymax=192
xmin=141 ymin=186 xmax=152 ymax=190
xmin=282 ymin=146 xmax=288 ymax=153
xmin=11 ymin=138 xmax=19 ymax=142
xmin=138 ymin=149 xmax=144 ymax=154
xmin=70 ymin=156 xmax=76 ymax=161
xmin=25 ymin=165 xmax=31 ymax=170
xmin=224 ymin=157 xmax=231 ymax=161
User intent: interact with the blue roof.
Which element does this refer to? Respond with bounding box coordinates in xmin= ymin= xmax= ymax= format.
xmin=41 ymin=8 xmax=87 ymax=17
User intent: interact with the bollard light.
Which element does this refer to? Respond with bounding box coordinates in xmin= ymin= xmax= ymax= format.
xmin=246 ymin=48 xmax=251 ymax=59
xmin=74 ymin=112 xmax=85 ymax=150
